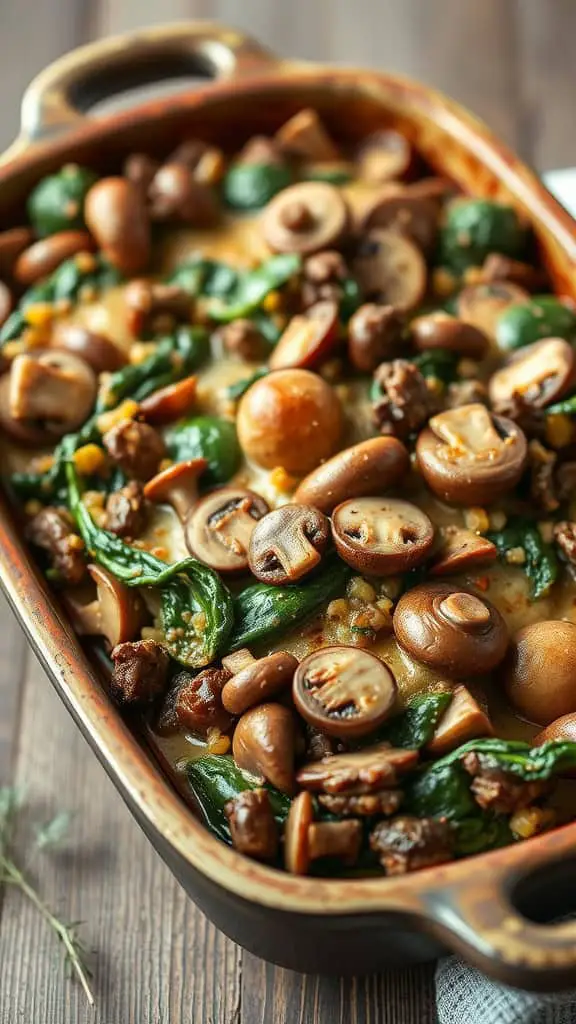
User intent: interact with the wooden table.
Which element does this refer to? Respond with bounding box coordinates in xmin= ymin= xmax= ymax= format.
xmin=0 ymin=2 xmax=575 ymax=1020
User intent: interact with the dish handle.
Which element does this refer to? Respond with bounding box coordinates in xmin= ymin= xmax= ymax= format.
xmin=18 ymin=21 xmax=282 ymax=144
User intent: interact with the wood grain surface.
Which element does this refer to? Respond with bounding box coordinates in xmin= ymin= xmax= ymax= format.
xmin=0 ymin=2 xmax=574 ymax=1022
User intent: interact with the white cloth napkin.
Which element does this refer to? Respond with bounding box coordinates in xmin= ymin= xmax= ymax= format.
xmin=434 ymin=169 xmax=576 ymax=1024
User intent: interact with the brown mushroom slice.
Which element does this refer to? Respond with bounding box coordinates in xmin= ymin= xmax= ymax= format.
xmin=139 ymin=375 xmax=197 ymax=425
xmin=233 ymin=702 xmax=296 ymax=794
xmin=352 ymin=229 xmax=426 ymax=311
xmin=331 ymin=497 xmax=434 ymax=576
xmin=248 ymin=504 xmax=329 ymax=585
xmin=185 ymin=487 xmax=270 ymax=574
xmin=0 ymin=373 xmax=55 ymax=445
xmin=297 ymin=743 xmax=419 ymax=794
xmin=416 ymin=403 xmax=528 ymax=506
xmin=293 ymin=645 xmax=397 ymax=738
xmin=456 ymin=282 xmax=529 ymax=339
xmin=293 ymin=436 xmax=410 ymax=515
xmin=0 ymin=282 xmax=13 ymax=328
xmin=222 ymin=651 xmax=298 ymax=715
xmin=0 ymin=226 xmax=35 ymax=277
xmin=502 ymin=620 xmax=576 ymax=726
xmin=536 ymin=712 xmax=576 ymax=746
xmin=14 ymin=231 xmax=95 ymax=286
xmin=268 ymin=299 xmax=339 ymax=371
xmin=143 ymin=458 xmax=207 ymax=520
xmin=480 ymin=254 xmax=548 ymax=292
xmin=430 ymin=526 xmax=498 ymax=577
xmin=393 ymin=582 xmax=509 ymax=677
xmin=51 ymin=323 xmax=127 ymax=373
xmin=356 ymin=130 xmax=412 ymax=184
xmin=221 ymin=648 xmax=256 ymax=675
xmin=284 ymin=791 xmax=362 ymax=875
xmin=426 ymin=684 xmax=494 ymax=755
xmin=410 ymin=312 xmax=489 ymax=359
xmin=224 ymin=789 xmax=279 ymax=862
xmin=488 ymin=338 xmax=575 ymax=411
xmin=262 ymin=182 xmax=349 ymax=255
xmin=9 ymin=349 xmax=97 ymax=437
xmin=275 ymin=109 xmax=340 ymax=162
xmin=64 ymin=564 xmax=145 ymax=649
xmin=358 ymin=187 xmax=439 ymax=252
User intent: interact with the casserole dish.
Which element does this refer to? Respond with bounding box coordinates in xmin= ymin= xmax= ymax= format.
xmin=2 ymin=20 xmax=576 ymax=990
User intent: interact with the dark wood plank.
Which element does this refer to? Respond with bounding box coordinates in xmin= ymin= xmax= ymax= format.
xmin=0 ymin=593 xmax=27 ymax=782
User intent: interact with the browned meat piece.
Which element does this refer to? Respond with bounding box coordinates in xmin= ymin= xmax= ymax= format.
xmin=304 ymin=724 xmax=340 ymax=762
xmin=462 ymin=752 xmax=553 ymax=814
xmin=445 ymin=379 xmax=488 ymax=409
xmin=110 ymin=639 xmax=170 ymax=706
xmin=220 ymin=319 xmax=266 ymax=361
xmin=554 ymin=521 xmax=576 ymax=566
xmin=157 ymin=667 xmax=232 ymax=736
xmin=124 ymin=280 xmax=193 ymax=337
xmin=103 ymin=418 xmax=166 ymax=481
xmin=528 ymin=439 xmax=559 ymax=513
xmin=224 ymin=789 xmax=279 ymax=861
xmin=372 ymin=359 xmax=437 ymax=438
xmin=301 ymin=250 xmax=348 ymax=308
xmin=297 ymin=745 xmax=418 ymax=795
xmin=319 ymin=789 xmax=403 ymax=817
xmin=105 ymin=480 xmax=147 ymax=538
xmin=556 ymin=461 xmax=576 ymax=502
xmin=26 ymin=506 xmax=86 ymax=585
xmin=370 ymin=815 xmax=454 ymax=875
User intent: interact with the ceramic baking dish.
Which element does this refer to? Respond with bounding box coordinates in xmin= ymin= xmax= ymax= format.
xmin=2 ymin=21 xmax=576 ymax=991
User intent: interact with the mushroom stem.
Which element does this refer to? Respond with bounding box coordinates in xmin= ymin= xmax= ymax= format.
xmin=143 ymin=457 xmax=208 ymax=521
xmin=308 ymin=821 xmax=362 ymax=865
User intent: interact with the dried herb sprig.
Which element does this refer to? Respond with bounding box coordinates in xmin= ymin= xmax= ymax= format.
xmin=0 ymin=787 xmax=94 ymax=1005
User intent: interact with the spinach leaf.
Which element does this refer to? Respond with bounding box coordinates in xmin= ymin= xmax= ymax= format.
xmin=207 ymin=254 xmax=301 ymax=323
xmin=164 ymin=415 xmax=241 ymax=485
xmin=435 ymin=737 xmax=576 ymax=781
xmin=27 ymin=164 xmax=97 ymax=237
xmin=413 ymin=349 xmax=459 ymax=383
xmin=487 ymin=518 xmax=558 ymax=599
xmin=186 ymin=755 xmax=291 ymax=844
xmin=167 ymin=257 xmax=239 ymax=300
xmin=547 ymin=393 xmax=576 ymax=417
xmin=339 ymin=278 xmax=362 ymax=322
xmin=223 ymin=163 xmax=292 ymax=210
xmin=381 ymin=691 xmax=453 ymax=750
xmin=230 ymin=554 xmax=352 ymax=649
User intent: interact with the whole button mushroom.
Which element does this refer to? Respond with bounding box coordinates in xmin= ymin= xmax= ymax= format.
xmin=268 ymin=299 xmax=339 ymax=371
xmin=410 ymin=312 xmax=489 ymax=360
xmin=14 ymin=230 xmax=95 ymax=286
xmin=262 ymin=181 xmax=350 ymax=255
xmin=185 ymin=487 xmax=270 ymax=574
xmin=84 ymin=177 xmax=151 ymax=275
xmin=293 ymin=436 xmax=410 ymax=515
xmin=488 ymin=337 xmax=576 ymax=412
xmin=236 ymin=368 xmax=343 ymax=475
xmin=347 ymin=303 xmax=405 ymax=372
xmin=148 ymin=163 xmax=219 ymax=227
xmin=331 ymin=497 xmax=434 ymax=576
xmin=232 ymin=702 xmax=297 ymax=794
xmin=293 ymin=645 xmax=397 ymax=738
xmin=222 ymin=650 xmax=298 ymax=714
xmin=502 ymin=620 xmax=576 ymax=726
xmin=9 ymin=349 xmax=97 ymax=438
xmin=416 ymin=403 xmax=528 ymax=505
xmin=536 ymin=712 xmax=576 ymax=746
xmin=352 ymin=228 xmax=427 ymax=311
xmin=393 ymin=582 xmax=509 ymax=677
xmin=248 ymin=504 xmax=329 ymax=585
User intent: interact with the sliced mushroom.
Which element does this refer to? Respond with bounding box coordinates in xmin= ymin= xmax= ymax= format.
xmin=262 ymin=181 xmax=350 ymax=255
xmin=347 ymin=303 xmax=405 ymax=372
xmin=14 ymin=231 xmax=95 ymax=286
xmin=284 ymin=791 xmax=362 ymax=875
xmin=410 ymin=312 xmax=489 ymax=359
xmin=481 ymin=254 xmax=547 ymax=292
xmin=416 ymin=403 xmax=528 ymax=505
xmin=393 ymin=582 xmax=509 ymax=677
xmin=358 ymin=187 xmax=439 ymax=252
xmin=356 ymin=130 xmax=412 ymax=184
xmin=248 ymin=504 xmax=329 ymax=585
xmin=143 ymin=458 xmax=207 ymax=520
xmin=0 ymin=226 xmax=35 ymax=277
xmin=222 ymin=651 xmax=298 ymax=714
xmin=275 ymin=109 xmax=340 ymax=162
xmin=426 ymin=684 xmax=494 ymax=755
xmin=0 ymin=373 xmax=55 ymax=445
xmin=51 ymin=323 xmax=127 ymax=373
xmin=352 ymin=228 xmax=426 ymax=311
xmin=268 ymin=299 xmax=339 ymax=371
xmin=331 ymin=497 xmax=434 ymax=576
xmin=297 ymin=743 xmax=419 ymax=794
xmin=185 ymin=487 xmax=270 ymax=573
xmin=9 ymin=349 xmax=97 ymax=438
xmin=139 ymin=375 xmax=197 ymax=425
xmin=502 ymin=620 xmax=576 ymax=726
xmin=488 ymin=337 xmax=575 ymax=412
xmin=232 ymin=702 xmax=296 ymax=794
xmin=0 ymin=282 xmax=13 ymax=328
xmin=456 ymin=282 xmax=529 ymax=339
xmin=63 ymin=564 xmax=145 ymax=649
xmin=124 ymin=279 xmax=193 ymax=337
xmin=224 ymin=789 xmax=279 ymax=862
xmin=293 ymin=436 xmax=410 ymax=514
xmin=430 ymin=526 xmax=497 ymax=576
xmin=149 ymin=163 xmax=220 ymax=228
xmin=293 ymin=645 xmax=397 ymax=738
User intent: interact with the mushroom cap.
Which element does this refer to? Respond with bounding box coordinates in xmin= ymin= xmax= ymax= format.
xmin=411 ymin=312 xmax=489 ymax=359
xmin=358 ymin=187 xmax=439 ymax=251
xmin=232 ymin=702 xmax=297 ymax=795
xmin=352 ymin=228 xmax=427 ymax=311
xmin=222 ymin=651 xmax=298 ymax=715
xmin=139 ymin=375 xmax=197 ymax=425
xmin=393 ymin=582 xmax=509 ymax=677
xmin=185 ymin=486 xmax=269 ymax=574
xmin=248 ymin=504 xmax=329 ymax=585
xmin=0 ymin=373 xmax=56 ymax=445
xmin=430 ymin=526 xmax=498 ymax=576
xmin=268 ymin=299 xmax=339 ymax=371
xmin=51 ymin=323 xmax=127 ymax=373
xmin=284 ymin=791 xmax=314 ymax=875
xmin=535 ymin=712 xmax=576 ymax=746
xmin=84 ymin=176 xmax=151 ymax=275
xmin=262 ymin=181 xmax=349 ymax=255
xmin=331 ymin=497 xmax=434 ymax=575
xmin=65 ymin=564 xmax=145 ymax=649
xmin=9 ymin=349 xmax=97 ymax=438
xmin=293 ymin=645 xmax=397 ymax=738
xmin=293 ymin=436 xmax=409 ymax=515
xmin=143 ymin=458 xmax=208 ymax=520
xmin=455 ymin=282 xmax=529 ymax=339
xmin=416 ymin=403 xmax=528 ymax=505
xmin=236 ymin=369 xmax=343 ymax=475
xmin=502 ymin=620 xmax=576 ymax=725
xmin=488 ymin=337 xmax=575 ymax=411
xmin=14 ymin=230 xmax=95 ymax=286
